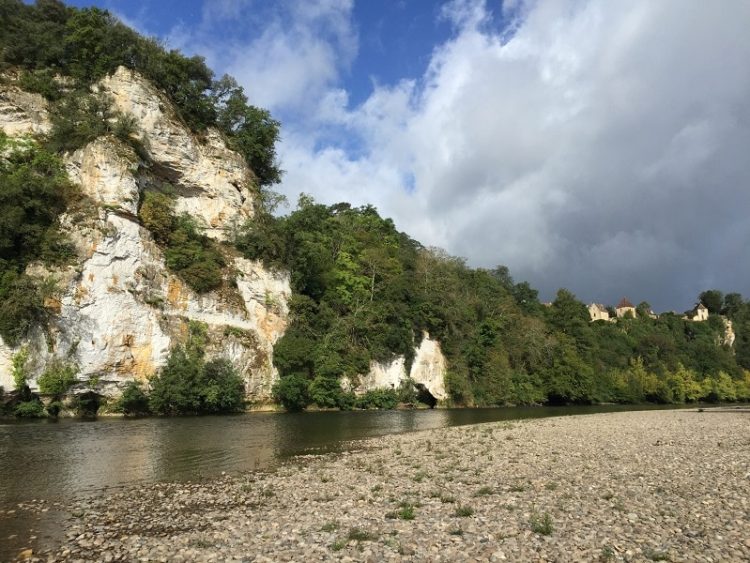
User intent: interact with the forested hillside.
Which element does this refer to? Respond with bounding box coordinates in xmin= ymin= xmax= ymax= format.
xmin=240 ymin=198 xmax=750 ymax=409
xmin=1 ymin=1 xmax=749 ymax=416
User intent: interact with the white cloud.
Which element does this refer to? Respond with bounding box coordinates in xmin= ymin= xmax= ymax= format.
xmin=220 ymin=0 xmax=357 ymax=112
xmin=223 ymin=0 xmax=750 ymax=310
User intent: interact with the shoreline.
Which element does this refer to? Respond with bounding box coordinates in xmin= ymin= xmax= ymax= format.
xmin=13 ymin=408 xmax=750 ymax=562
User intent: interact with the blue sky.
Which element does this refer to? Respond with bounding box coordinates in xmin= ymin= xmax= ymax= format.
xmin=52 ymin=1 xmax=750 ymax=310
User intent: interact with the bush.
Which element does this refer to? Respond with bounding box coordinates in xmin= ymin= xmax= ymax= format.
xmin=37 ymin=359 xmax=77 ymax=396
xmin=46 ymin=91 xmax=116 ymax=153
xmin=14 ymin=400 xmax=46 ymax=418
xmin=309 ymin=375 xmax=345 ymax=409
xmin=46 ymin=400 xmax=64 ymax=417
xmin=11 ymin=346 xmax=31 ymax=390
xmin=0 ymin=133 xmax=75 ymax=344
xmin=200 ymin=358 xmax=245 ymax=414
xmin=355 ymin=389 xmax=398 ymax=410
xmin=149 ymin=323 xmax=245 ymax=415
xmin=139 ymin=191 xmax=174 ymax=244
xmin=138 ymin=196 xmax=225 ymax=294
xmin=19 ymin=69 xmax=63 ymax=100
xmin=114 ymin=381 xmax=151 ymax=415
xmin=163 ymin=215 xmax=225 ymax=293
xmin=71 ymin=391 xmax=101 ymax=418
xmin=272 ymin=374 xmax=311 ymax=412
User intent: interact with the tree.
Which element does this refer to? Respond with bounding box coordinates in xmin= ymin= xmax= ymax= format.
xmin=722 ymin=293 xmax=744 ymax=318
xmin=699 ymin=290 xmax=724 ymax=315
xmin=272 ymin=374 xmax=311 ymax=412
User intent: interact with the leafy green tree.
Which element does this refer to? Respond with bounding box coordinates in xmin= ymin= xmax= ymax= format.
xmin=272 ymin=374 xmax=311 ymax=412
xmin=37 ymin=359 xmax=77 ymax=395
xmin=699 ymin=290 xmax=723 ymax=315
xmin=114 ymin=381 xmax=150 ymax=415
xmin=722 ymin=293 xmax=744 ymax=317
xmin=149 ymin=323 xmax=244 ymax=414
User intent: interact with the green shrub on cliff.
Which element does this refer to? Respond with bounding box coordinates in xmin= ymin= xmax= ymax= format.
xmin=138 ymin=191 xmax=225 ymax=293
xmin=113 ymin=382 xmax=150 ymax=416
xmin=149 ymin=323 xmax=245 ymax=415
xmin=0 ymin=133 xmax=75 ymax=345
xmin=37 ymin=359 xmax=77 ymax=396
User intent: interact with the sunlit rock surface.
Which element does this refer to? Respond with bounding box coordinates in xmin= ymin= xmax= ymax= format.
xmin=0 ymin=68 xmax=289 ymax=402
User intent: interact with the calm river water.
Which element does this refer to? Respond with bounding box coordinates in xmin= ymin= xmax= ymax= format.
xmin=0 ymin=404 xmax=698 ymax=559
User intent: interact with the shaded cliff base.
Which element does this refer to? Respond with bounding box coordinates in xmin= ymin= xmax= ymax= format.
xmin=14 ymin=409 xmax=750 ymax=562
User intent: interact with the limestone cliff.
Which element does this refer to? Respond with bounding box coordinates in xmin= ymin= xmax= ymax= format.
xmin=0 ymin=68 xmax=290 ymax=402
xmin=344 ymin=333 xmax=449 ymax=403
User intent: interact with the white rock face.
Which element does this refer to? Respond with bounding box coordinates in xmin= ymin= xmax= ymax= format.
xmin=0 ymin=81 xmax=51 ymax=136
xmin=65 ymin=138 xmax=141 ymax=215
xmin=722 ymin=317 xmax=736 ymax=348
xmin=0 ymin=68 xmax=289 ymax=402
xmin=410 ymin=336 xmax=448 ymax=401
xmin=353 ymin=333 xmax=448 ymax=403
xmin=0 ymin=341 xmax=13 ymax=391
xmin=358 ymin=357 xmax=407 ymax=393
xmin=99 ymin=67 xmax=256 ymax=240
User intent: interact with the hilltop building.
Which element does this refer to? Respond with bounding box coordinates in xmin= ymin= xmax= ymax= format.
xmin=615 ymin=298 xmax=637 ymax=319
xmin=588 ymin=303 xmax=610 ymax=322
xmin=684 ymin=303 xmax=709 ymax=322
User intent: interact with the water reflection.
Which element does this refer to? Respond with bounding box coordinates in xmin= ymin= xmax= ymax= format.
xmin=0 ymin=403 xmax=700 ymax=507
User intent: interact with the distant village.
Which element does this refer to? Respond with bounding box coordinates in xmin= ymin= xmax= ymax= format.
xmin=586 ymin=298 xmax=709 ymax=323
xmin=584 ymin=298 xmax=735 ymax=347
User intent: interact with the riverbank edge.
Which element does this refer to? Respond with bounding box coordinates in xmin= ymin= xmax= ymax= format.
xmin=13 ymin=406 xmax=750 ymax=562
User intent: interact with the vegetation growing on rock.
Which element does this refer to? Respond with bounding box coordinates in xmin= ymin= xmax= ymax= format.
xmin=148 ymin=322 xmax=246 ymax=415
xmin=0 ymin=0 xmax=282 ymax=187
xmin=138 ymin=191 xmax=225 ymax=293
xmin=0 ymin=131 xmax=76 ymax=345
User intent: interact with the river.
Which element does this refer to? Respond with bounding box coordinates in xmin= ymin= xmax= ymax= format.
xmin=0 ymin=404 xmax=700 ymax=559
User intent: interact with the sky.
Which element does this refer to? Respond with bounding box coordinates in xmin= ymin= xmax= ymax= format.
xmin=63 ymin=0 xmax=750 ymax=312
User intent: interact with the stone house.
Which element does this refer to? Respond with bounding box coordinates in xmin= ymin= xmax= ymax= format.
xmin=588 ymin=303 xmax=610 ymax=322
xmin=615 ymin=298 xmax=637 ymax=319
xmin=685 ymin=303 xmax=709 ymax=322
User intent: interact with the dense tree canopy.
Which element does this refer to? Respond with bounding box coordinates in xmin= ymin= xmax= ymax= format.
xmin=238 ymin=198 xmax=750 ymax=410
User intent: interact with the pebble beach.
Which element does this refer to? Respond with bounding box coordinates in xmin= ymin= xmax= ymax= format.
xmin=16 ymin=409 xmax=750 ymax=562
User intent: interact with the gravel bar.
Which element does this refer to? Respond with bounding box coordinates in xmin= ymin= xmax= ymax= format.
xmin=18 ymin=409 xmax=750 ymax=562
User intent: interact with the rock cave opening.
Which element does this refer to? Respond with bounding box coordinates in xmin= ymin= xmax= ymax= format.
xmin=414 ymin=383 xmax=437 ymax=408
xmin=74 ymin=392 xmax=103 ymax=418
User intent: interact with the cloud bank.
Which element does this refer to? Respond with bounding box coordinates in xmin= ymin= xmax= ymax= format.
xmin=206 ymin=0 xmax=750 ymax=311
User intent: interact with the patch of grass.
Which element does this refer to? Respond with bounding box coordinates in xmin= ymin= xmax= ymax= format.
xmin=413 ymin=470 xmax=429 ymax=483
xmin=474 ymin=486 xmax=494 ymax=497
xmin=386 ymin=503 xmax=416 ymax=521
xmin=371 ymin=484 xmax=382 ymax=493
xmin=643 ymin=548 xmax=670 ymax=561
xmin=320 ymin=521 xmax=339 ymax=532
xmin=454 ymin=505 xmax=474 ymax=517
xmin=330 ymin=539 xmax=346 ymax=551
xmin=599 ymin=546 xmax=615 ymax=561
xmin=530 ymin=512 xmax=554 ymax=535
xmin=545 ymin=482 xmax=558 ymax=491
xmin=347 ymin=527 xmax=377 ymax=542
xmin=188 ymin=538 xmax=213 ymax=549
xmin=509 ymin=483 xmax=526 ymax=493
